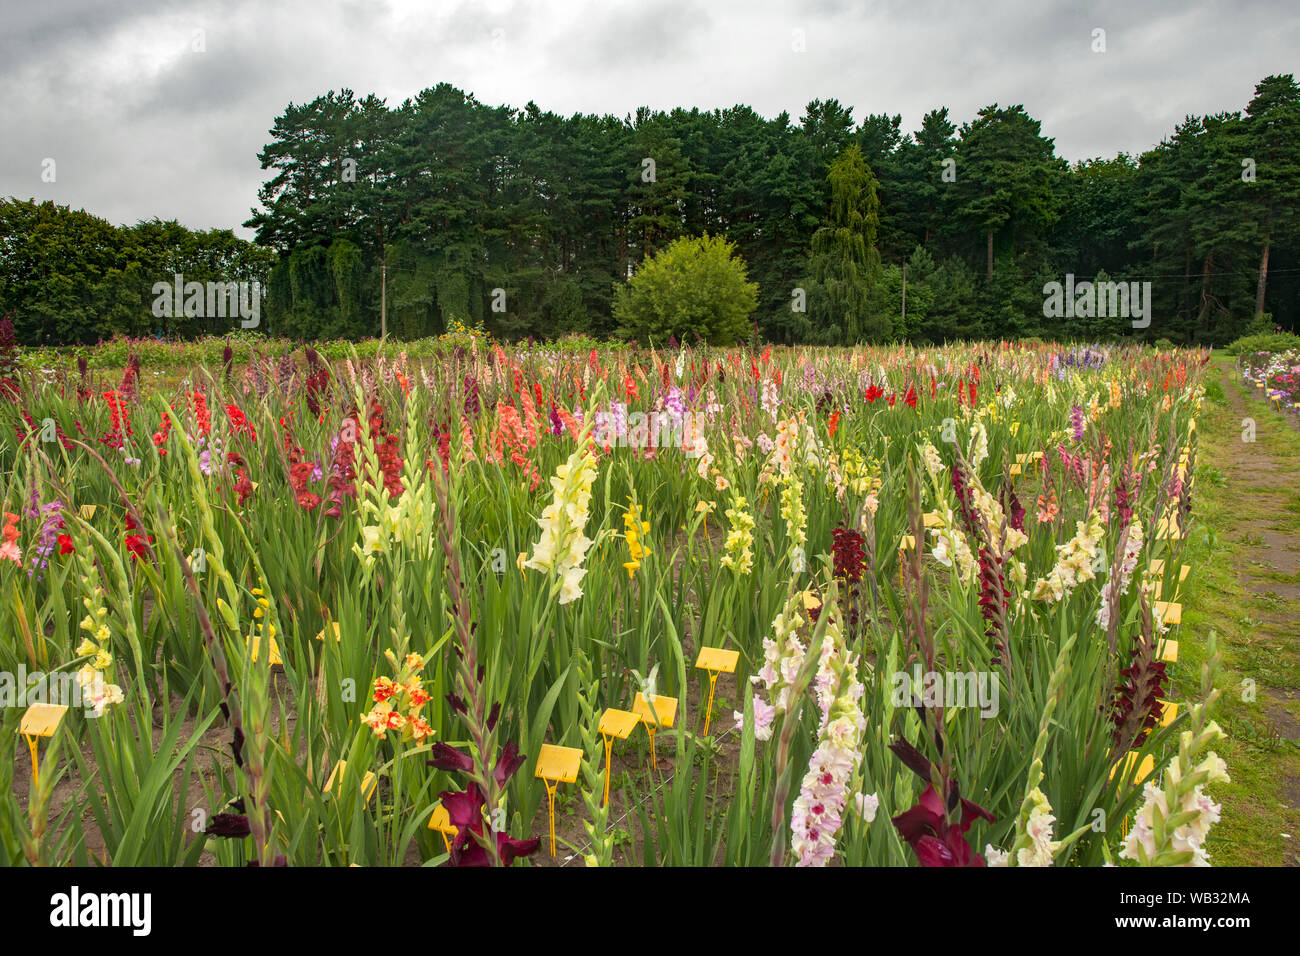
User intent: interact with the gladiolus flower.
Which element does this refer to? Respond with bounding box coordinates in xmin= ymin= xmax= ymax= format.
xmin=892 ymin=784 xmax=994 ymax=867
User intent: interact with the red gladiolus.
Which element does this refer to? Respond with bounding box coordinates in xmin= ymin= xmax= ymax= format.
xmin=367 ymin=400 xmax=405 ymax=500
xmin=191 ymin=390 xmax=211 ymax=436
xmin=905 ymin=385 xmax=917 ymax=408
xmin=233 ymin=474 xmax=253 ymax=505
xmin=225 ymin=403 xmax=256 ymax=440
xmin=99 ymin=390 xmax=133 ymax=449
xmin=152 ymin=408 xmax=173 ymax=457
xmin=58 ymin=534 xmax=74 ymax=555
xmin=124 ymin=533 xmax=152 ymax=561
xmin=827 ymin=409 xmax=841 ymax=438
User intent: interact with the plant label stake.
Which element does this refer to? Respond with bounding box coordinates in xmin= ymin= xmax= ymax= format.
xmin=694 ymin=647 xmax=739 ymax=737
xmin=534 ymin=744 xmax=582 ymax=858
xmin=427 ymin=801 xmax=458 ymax=854
xmin=1109 ymin=750 xmax=1156 ymax=840
xmin=1109 ymin=751 xmax=1155 ymax=786
xmin=632 ymin=692 xmax=677 ymax=771
xmin=323 ymin=759 xmax=376 ymax=807
xmin=18 ymin=703 xmax=67 ymax=790
xmin=596 ymin=709 xmax=640 ymax=808
xmin=1154 ymin=601 xmax=1182 ymax=626
xmin=897 ymin=535 xmax=915 ymax=590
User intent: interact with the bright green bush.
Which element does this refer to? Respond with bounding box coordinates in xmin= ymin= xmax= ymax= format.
xmin=613 ymin=235 xmax=758 ymax=346
xmin=1224 ymin=331 xmax=1300 ymax=355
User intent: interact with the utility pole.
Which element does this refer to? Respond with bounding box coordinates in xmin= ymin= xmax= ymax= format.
xmin=901 ymin=261 xmax=906 ymax=328
xmin=380 ymin=255 xmax=387 ymax=339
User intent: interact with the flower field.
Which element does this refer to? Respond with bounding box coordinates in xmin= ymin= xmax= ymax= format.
xmin=1240 ymin=346 xmax=1300 ymax=419
xmin=0 ymin=339 xmax=1230 ymax=867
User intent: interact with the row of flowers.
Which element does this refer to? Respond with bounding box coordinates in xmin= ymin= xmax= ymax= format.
xmin=0 ymin=335 xmax=1221 ymax=867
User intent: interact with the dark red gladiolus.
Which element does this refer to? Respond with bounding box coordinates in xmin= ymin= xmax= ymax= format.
xmin=429 ymin=740 xmax=539 ymax=867
xmin=888 ymin=738 xmax=933 ymax=780
xmin=205 ymin=813 xmax=251 ymax=838
xmin=118 ymin=354 xmax=140 ymax=405
xmin=445 ymin=695 xmax=501 ymax=732
xmin=892 ymin=784 xmax=993 ymax=867
xmin=830 ymin=526 xmax=866 ymax=584
xmin=428 ymin=741 xmax=476 ymax=774
xmin=1112 ymin=638 xmax=1167 ymax=751
xmin=1006 ymin=486 xmax=1026 ymax=532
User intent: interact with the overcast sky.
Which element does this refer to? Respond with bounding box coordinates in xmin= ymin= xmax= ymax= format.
xmin=2 ymin=0 xmax=1296 ymax=240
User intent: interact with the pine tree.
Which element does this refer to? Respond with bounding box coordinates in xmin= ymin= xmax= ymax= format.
xmin=1243 ymin=75 xmax=1300 ymax=318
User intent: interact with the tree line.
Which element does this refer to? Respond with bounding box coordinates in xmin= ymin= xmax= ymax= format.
xmin=3 ymin=75 xmax=1297 ymax=346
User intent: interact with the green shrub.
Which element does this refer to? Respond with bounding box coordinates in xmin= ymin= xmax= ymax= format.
xmin=613 ymin=234 xmax=758 ymax=346
xmin=1224 ymin=331 xmax=1300 ymax=355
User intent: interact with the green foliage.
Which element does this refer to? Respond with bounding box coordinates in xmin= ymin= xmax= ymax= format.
xmin=0 ymin=199 xmax=274 ymax=345
xmin=1224 ymin=330 xmax=1300 ymax=355
xmin=6 ymin=75 xmax=1300 ymax=346
xmin=613 ymin=234 xmax=758 ymax=345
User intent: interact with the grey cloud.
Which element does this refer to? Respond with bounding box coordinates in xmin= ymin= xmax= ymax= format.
xmin=1 ymin=0 xmax=1294 ymax=238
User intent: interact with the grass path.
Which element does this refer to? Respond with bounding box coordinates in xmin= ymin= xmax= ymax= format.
xmin=1186 ymin=356 xmax=1300 ymax=866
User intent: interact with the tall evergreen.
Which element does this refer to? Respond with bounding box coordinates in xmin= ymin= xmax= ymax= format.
xmin=803 ymin=145 xmax=885 ymax=344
